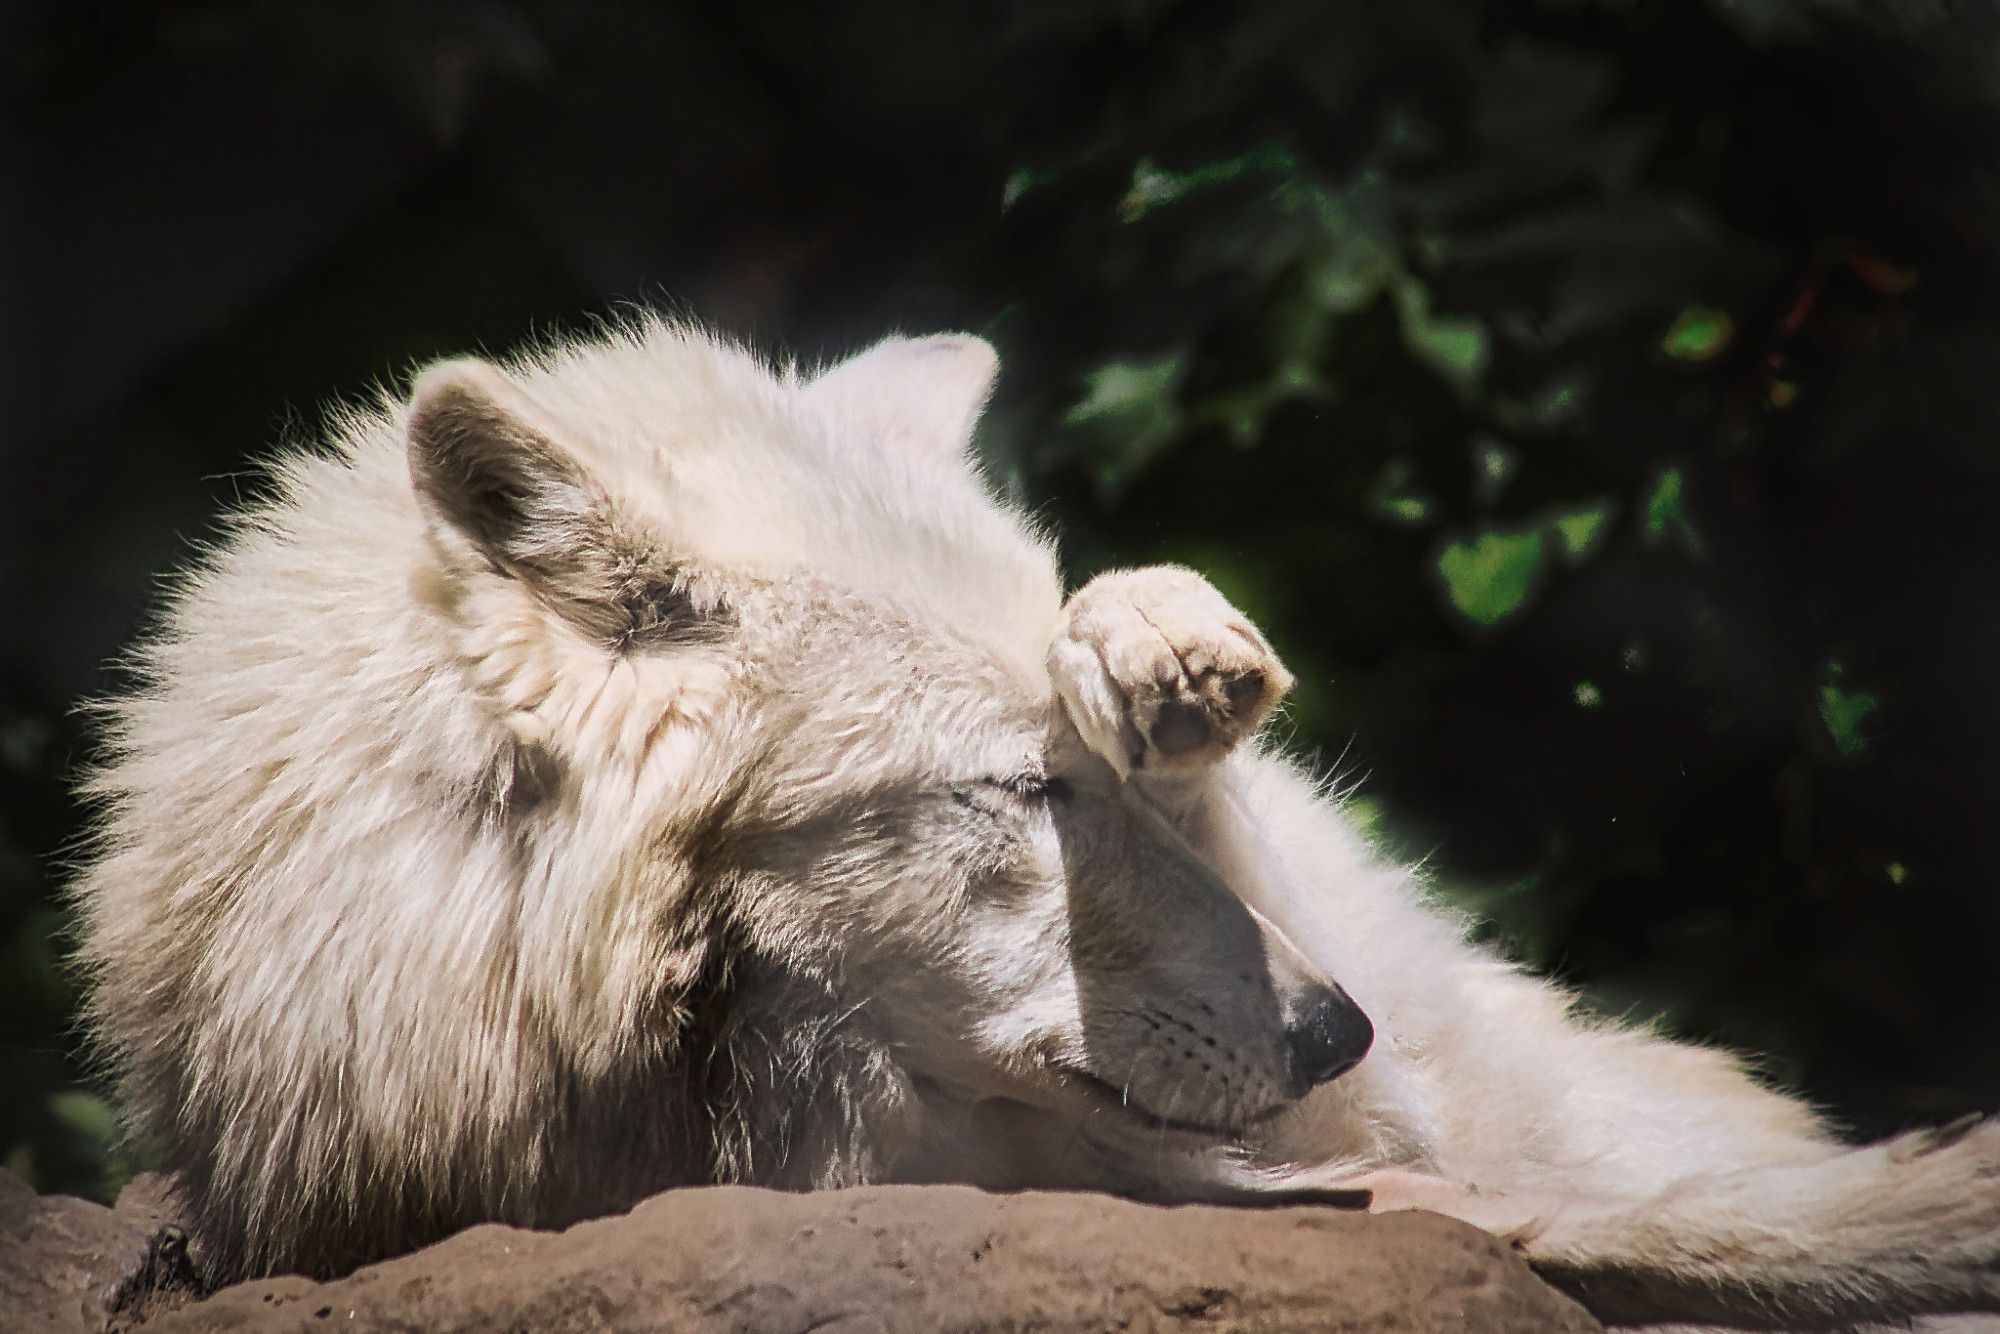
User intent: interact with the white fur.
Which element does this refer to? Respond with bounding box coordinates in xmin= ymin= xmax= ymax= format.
xmin=73 ymin=319 xmax=1999 ymax=1327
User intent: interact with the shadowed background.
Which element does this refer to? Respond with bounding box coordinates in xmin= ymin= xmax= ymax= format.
xmin=7 ymin=0 xmax=2000 ymax=1200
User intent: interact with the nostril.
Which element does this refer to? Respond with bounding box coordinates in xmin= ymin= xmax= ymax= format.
xmin=1285 ymin=986 xmax=1374 ymax=1089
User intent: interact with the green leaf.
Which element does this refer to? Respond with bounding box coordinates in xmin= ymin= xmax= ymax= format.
xmin=48 ymin=1091 xmax=119 ymax=1153
xmin=1064 ymin=352 xmax=1186 ymax=495
xmin=1500 ymin=370 xmax=1590 ymax=432
xmin=1066 ymin=352 xmax=1184 ymax=428
xmin=1819 ymin=678 xmax=1880 ymax=757
xmin=1001 ymin=166 xmax=1053 ymax=212
xmin=1545 ymin=497 xmax=1617 ymax=562
xmin=1472 ymin=435 xmax=1519 ymax=505
xmin=1120 ymin=159 xmax=1180 ymax=222
xmin=1642 ymin=467 xmax=1702 ymax=554
xmin=1184 ymin=357 xmax=1329 ymax=447
xmin=1376 ymin=494 xmax=1434 ymax=525
xmin=1298 ymin=172 xmax=1400 ymax=314
xmin=1435 ymin=527 xmax=1549 ymax=628
xmin=3 ymin=1143 xmax=35 ymax=1189
xmin=1117 ymin=145 xmax=1298 ymax=222
xmin=1397 ymin=279 xmax=1489 ymax=392
xmin=1366 ymin=456 xmax=1438 ymax=527
xmin=1660 ymin=305 xmax=1735 ymax=361
xmin=1340 ymin=794 xmax=1387 ymax=838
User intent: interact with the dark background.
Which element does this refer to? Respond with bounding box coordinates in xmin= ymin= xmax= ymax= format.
xmin=8 ymin=0 xmax=2000 ymax=1201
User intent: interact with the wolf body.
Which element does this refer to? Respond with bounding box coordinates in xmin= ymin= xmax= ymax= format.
xmin=74 ymin=321 xmax=2000 ymax=1326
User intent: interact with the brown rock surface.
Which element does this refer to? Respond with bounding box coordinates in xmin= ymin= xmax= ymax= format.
xmin=0 ymin=1169 xmax=196 ymax=1333
xmin=146 ymin=1184 xmax=1602 ymax=1332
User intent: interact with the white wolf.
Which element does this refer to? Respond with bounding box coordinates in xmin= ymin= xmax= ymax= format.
xmin=74 ymin=320 xmax=1998 ymax=1326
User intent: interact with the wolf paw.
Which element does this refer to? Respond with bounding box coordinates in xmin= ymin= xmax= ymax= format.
xmin=1049 ymin=566 xmax=1294 ymax=778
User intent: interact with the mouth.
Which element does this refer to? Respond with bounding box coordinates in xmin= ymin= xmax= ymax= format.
xmin=1051 ymin=1062 xmax=1291 ymax=1141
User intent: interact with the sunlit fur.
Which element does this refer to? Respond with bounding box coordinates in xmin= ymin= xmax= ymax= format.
xmin=73 ymin=320 xmax=1999 ymax=1327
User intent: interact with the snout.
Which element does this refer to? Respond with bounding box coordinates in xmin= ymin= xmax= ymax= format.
xmin=1283 ymin=984 xmax=1374 ymax=1091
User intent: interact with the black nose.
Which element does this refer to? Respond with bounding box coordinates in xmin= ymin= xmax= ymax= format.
xmin=1284 ymin=985 xmax=1374 ymax=1089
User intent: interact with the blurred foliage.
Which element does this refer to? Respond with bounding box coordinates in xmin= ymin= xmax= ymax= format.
xmin=9 ymin=0 xmax=2000 ymax=1198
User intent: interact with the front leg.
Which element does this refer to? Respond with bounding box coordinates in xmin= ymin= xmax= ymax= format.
xmin=1048 ymin=566 xmax=1294 ymax=787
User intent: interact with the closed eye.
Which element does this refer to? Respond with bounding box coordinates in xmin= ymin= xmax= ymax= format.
xmin=991 ymin=773 xmax=1072 ymax=803
xmin=951 ymin=773 xmax=1073 ymax=814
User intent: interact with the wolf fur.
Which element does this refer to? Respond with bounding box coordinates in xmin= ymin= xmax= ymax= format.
xmin=73 ymin=320 xmax=2000 ymax=1326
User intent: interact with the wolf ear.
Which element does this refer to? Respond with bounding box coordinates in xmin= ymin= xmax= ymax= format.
xmin=407 ymin=359 xmax=711 ymax=648
xmin=807 ymin=334 xmax=999 ymax=456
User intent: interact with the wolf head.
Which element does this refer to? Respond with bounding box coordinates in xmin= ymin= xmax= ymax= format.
xmin=402 ymin=327 xmax=1369 ymax=1172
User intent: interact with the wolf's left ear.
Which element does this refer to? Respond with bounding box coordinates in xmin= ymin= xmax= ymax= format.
xmin=807 ymin=334 xmax=999 ymax=456
xmin=407 ymin=359 xmax=712 ymax=649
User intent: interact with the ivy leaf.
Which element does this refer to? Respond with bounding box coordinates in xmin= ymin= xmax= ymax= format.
xmin=1819 ymin=664 xmax=1880 ymax=757
xmin=1545 ymin=497 xmax=1617 ymax=563
xmin=1660 ymin=304 xmax=1735 ymax=361
xmin=1367 ymin=456 xmax=1438 ymax=527
xmin=1119 ymin=144 xmax=1298 ymax=222
xmin=1642 ymin=467 xmax=1702 ymax=555
xmin=1397 ymin=278 xmax=1490 ymax=392
xmin=1064 ymin=352 xmax=1186 ymax=497
xmin=1435 ymin=526 xmax=1549 ymax=628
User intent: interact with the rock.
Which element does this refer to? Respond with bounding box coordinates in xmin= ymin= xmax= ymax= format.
xmin=147 ymin=1184 xmax=1602 ymax=1332
xmin=1 ymin=1170 xmax=1601 ymax=1331
xmin=0 ymin=1169 xmax=198 ymax=1333
xmin=112 ymin=1173 xmax=182 ymax=1235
